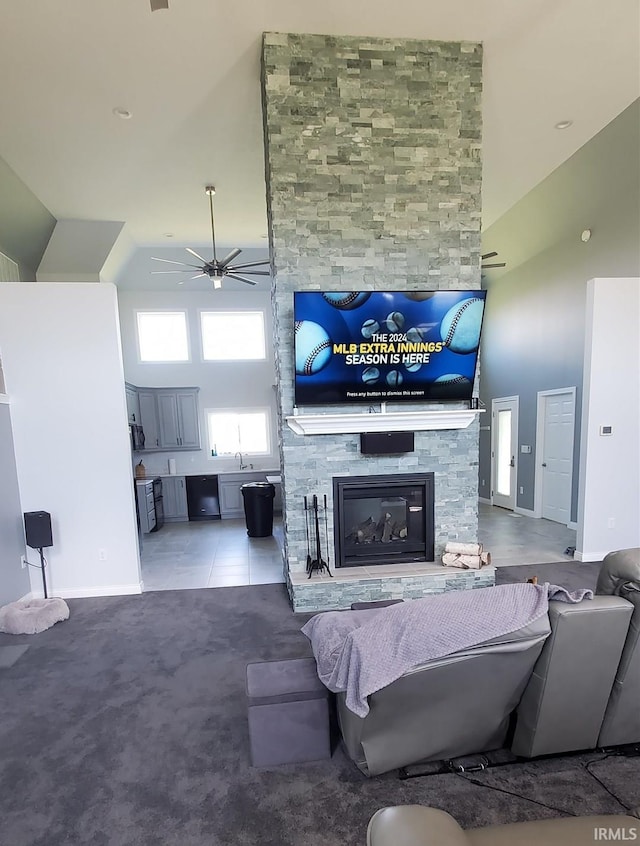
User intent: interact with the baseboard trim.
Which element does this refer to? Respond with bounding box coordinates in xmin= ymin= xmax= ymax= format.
xmin=574 ymin=550 xmax=608 ymax=563
xmin=39 ymin=583 xmax=144 ymax=600
xmin=514 ymin=506 xmax=537 ymax=518
xmin=478 ymin=497 xmax=492 ymax=505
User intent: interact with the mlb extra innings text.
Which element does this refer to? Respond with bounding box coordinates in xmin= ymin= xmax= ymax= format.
xmin=334 ymin=334 xmax=444 ymax=366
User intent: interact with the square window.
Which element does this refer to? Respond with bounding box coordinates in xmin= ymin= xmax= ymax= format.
xmin=136 ymin=311 xmax=189 ymax=362
xmin=200 ymin=311 xmax=266 ymax=361
xmin=207 ymin=410 xmax=270 ymax=456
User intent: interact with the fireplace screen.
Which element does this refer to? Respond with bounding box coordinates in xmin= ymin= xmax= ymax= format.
xmin=333 ymin=473 xmax=434 ymax=568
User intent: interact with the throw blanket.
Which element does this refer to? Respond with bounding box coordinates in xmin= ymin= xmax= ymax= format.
xmin=301 ymin=582 xmax=592 ymax=717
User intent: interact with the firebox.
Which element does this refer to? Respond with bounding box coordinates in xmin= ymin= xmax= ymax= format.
xmin=333 ymin=473 xmax=434 ymax=568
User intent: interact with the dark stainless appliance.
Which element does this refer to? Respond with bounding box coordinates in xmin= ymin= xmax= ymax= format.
xmin=186 ymin=475 xmax=220 ymax=521
xmin=130 ymin=424 xmax=145 ymax=451
xmin=150 ymin=477 xmax=164 ymax=532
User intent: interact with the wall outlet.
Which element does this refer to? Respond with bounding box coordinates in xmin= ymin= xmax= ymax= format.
xmin=519 ymin=486 xmax=524 ymax=495
xmin=20 ymin=555 xmax=27 ymax=569
xmin=98 ymin=548 xmax=107 ymax=561
xmin=481 ymin=479 xmax=485 ymax=486
xmin=607 ymin=517 xmax=615 ymax=529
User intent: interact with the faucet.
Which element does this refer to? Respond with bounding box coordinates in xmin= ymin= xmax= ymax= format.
xmin=235 ymin=451 xmax=248 ymax=470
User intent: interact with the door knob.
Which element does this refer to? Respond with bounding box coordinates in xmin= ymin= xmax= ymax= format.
xmin=542 ymin=462 xmax=547 ymax=467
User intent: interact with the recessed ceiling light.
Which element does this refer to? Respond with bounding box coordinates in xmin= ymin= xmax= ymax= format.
xmin=113 ymin=107 xmax=132 ymax=120
xmin=554 ymin=120 xmax=573 ymax=130
xmin=581 ymin=229 xmax=592 ymax=242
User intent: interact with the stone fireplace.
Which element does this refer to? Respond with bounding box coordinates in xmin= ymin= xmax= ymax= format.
xmin=333 ymin=473 xmax=434 ymax=568
xmin=261 ymin=33 xmax=493 ymax=611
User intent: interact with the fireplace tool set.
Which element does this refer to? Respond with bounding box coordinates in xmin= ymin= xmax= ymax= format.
xmin=304 ymin=495 xmax=332 ymax=578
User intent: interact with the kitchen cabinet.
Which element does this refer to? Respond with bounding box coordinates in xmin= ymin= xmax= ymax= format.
xmin=137 ymin=387 xmax=201 ymax=452
xmin=138 ymin=390 xmax=161 ymax=449
xmin=162 ymin=476 xmax=188 ymax=522
xmin=125 ymin=383 xmax=140 ymax=424
xmin=136 ymin=479 xmax=156 ymax=534
xmin=218 ymin=470 xmax=282 ymax=519
xmin=157 ymin=391 xmax=200 ymax=449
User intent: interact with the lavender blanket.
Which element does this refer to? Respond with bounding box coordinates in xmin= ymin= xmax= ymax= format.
xmin=301 ymin=583 xmax=592 ymax=717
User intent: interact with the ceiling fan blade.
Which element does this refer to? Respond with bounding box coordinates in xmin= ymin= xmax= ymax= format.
xmin=151 ymin=257 xmax=201 ymax=268
xmin=219 ymin=248 xmax=242 ymax=268
xmin=186 ymin=247 xmax=210 ymax=264
xmin=227 ymin=268 xmax=271 ymax=276
xmin=481 ymin=251 xmax=498 ymax=260
xmin=225 ymin=273 xmax=257 ymax=286
xmin=481 ymin=262 xmax=506 ymax=269
xmin=151 ymin=270 xmax=191 ymax=274
xmin=226 ymin=260 xmax=271 ymax=271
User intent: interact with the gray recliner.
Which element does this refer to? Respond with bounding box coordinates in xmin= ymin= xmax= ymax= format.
xmin=510 ymin=551 xmax=639 ymax=759
xmin=597 ymin=548 xmax=640 ymax=747
xmin=336 ymin=616 xmax=550 ymax=776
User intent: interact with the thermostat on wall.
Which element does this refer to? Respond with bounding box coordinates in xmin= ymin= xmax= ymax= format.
xmin=599 ymin=425 xmax=613 ymax=436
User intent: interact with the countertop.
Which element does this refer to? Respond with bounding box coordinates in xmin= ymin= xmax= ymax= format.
xmin=136 ymin=469 xmax=279 ymax=480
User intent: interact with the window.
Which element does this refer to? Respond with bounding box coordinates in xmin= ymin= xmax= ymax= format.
xmin=136 ymin=311 xmax=189 ymax=362
xmin=200 ymin=311 xmax=266 ymax=361
xmin=207 ymin=409 xmax=270 ymax=457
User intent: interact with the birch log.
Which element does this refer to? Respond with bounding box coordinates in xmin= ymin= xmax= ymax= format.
xmin=445 ymin=542 xmax=483 ymax=556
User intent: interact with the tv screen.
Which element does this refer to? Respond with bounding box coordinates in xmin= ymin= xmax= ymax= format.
xmin=294 ymin=290 xmax=486 ymax=406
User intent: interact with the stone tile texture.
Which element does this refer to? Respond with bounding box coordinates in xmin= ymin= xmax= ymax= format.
xmin=261 ymin=33 xmax=483 ymax=604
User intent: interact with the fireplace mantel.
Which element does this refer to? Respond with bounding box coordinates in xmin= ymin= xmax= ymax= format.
xmin=286 ymin=408 xmax=484 ymax=436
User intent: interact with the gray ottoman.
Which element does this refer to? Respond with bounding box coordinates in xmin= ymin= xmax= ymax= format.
xmin=246 ymin=657 xmax=331 ymax=766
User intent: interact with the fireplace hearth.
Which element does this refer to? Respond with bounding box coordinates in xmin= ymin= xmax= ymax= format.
xmin=333 ymin=473 xmax=434 ymax=568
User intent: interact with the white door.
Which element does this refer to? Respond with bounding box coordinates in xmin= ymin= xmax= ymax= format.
xmin=539 ymin=390 xmax=575 ymax=524
xmin=491 ymin=397 xmax=518 ymax=510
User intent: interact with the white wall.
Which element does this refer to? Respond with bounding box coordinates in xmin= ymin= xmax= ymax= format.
xmin=0 ymin=283 xmax=141 ymax=597
xmin=117 ymin=288 xmax=279 ymax=476
xmin=577 ymin=277 xmax=640 ymax=559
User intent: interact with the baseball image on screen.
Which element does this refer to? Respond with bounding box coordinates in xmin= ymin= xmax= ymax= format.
xmin=293 ymin=290 xmax=486 ymax=406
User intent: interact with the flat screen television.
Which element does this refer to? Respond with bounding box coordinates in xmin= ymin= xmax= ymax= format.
xmin=293 ymin=290 xmax=486 ymax=406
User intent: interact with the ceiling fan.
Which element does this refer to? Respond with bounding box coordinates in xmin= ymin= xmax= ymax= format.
xmin=151 ymin=186 xmax=271 ymax=289
xmin=481 ymin=251 xmax=506 ymax=270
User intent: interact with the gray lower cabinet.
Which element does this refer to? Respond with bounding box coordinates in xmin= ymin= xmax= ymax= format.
xmin=136 ymin=480 xmax=156 ymax=534
xmin=162 ymin=476 xmax=188 ymax=522
xmin=218 ymin=471 xmax=282 ymax=519
xmin=137 ymin=387 xmax=201 ymax=452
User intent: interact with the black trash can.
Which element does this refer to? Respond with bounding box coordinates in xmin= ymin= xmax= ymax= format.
xmin=241 ymin=482 xmax=275 ymax=537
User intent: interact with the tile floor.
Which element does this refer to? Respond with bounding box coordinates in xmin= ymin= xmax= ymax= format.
xmin=140 ymin=518 xmax=285 ymax=592
xmin=140 ymin=504 xmax=577 ymax=592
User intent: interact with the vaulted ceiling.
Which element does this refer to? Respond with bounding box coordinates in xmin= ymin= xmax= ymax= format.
xmin=0 ymin=0 xmax=638 ymax=255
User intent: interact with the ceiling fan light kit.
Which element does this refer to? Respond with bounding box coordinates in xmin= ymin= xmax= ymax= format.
xmin=151 ymin=186 xmax=270 ymax=289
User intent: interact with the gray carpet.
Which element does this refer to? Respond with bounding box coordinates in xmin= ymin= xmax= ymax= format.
xmin=0 ymin=562 xmax=636 ymax=846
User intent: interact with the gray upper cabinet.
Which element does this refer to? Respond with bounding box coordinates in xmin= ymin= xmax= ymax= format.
xmin=125 ymin=383 xmax=140 ymax=424
xmin=136 ymin=386 xmax=201 ymax=452
xmin=138 ymin=390 xmax=161 ymax=449
xmin=157 ymin=391 xmax=200 ymax=449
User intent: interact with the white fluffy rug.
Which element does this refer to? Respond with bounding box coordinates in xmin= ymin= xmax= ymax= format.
xmin=0 ymin=597 xmax=70 ymax=635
